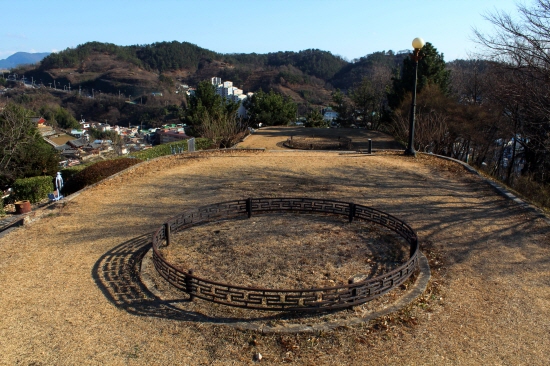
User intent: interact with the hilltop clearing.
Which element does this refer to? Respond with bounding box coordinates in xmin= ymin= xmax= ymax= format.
xmin=0 ymin=151 xmax=548 ymax=364
xmin=237 ymin=126 xmax=403 ymax=150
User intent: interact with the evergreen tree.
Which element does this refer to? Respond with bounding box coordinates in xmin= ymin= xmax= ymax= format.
xmin=305 ymin=109 xmax=327 ymax=128
xmin=54 ymin=107 xmax=80 ymax=129
xmin=244 ymin=89 xmax=297 ymax=126
xmin=330 ymin=89 xmax=354 ymax=126
xmin=184 ymin=80 xmax=243 ymax=147
xmin=388 ymin=42 xmax=451 ymax=109
xmin=184 ymin=80 xmax=239 ymax=127
xmin=0 ymin=103 xmax=59 ymax=187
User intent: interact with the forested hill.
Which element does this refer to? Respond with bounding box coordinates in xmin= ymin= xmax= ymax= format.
xmin=40 ymin=41 xmax=218 ymax=72
xmin=39 ymin=41 xmax=349 ymax=81
xmin=26 ymin=41 xmax=410 ymax=111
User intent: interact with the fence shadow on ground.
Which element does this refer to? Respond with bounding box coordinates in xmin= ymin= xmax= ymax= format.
xmin=92 ymin=233 xmax=355 ymax=325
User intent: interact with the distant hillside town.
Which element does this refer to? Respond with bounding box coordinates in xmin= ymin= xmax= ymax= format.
xmin=33 ymin=75 xmax=259 ymax=168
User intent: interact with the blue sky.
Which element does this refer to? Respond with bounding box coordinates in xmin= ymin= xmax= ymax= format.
xmin=2 ymin=0 xmax=521 ymax=62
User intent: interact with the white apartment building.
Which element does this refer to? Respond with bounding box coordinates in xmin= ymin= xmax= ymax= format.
xmin=210 ymin=77 xmax=254 ymax=118
xmin=216 ymin=83 xmax=244 ymax=99
xmin=211 ymin=77 xmax=222 ymax=86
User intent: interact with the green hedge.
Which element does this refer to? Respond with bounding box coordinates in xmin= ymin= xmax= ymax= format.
xmin=13 ymin=176 xmax=54 ymax=203
xmin=60 ymin=164 xmax=89 ymax=182
xmin=130 ymin=138 xmax=212 ymax=160
xmin=62 ymin=158 xmax=143 ymax=195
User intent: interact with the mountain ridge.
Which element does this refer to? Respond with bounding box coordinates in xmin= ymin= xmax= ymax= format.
xmin=0 ymin=52 xmax=51 ymax=69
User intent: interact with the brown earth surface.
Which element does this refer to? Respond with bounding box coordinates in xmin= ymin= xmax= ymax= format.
xmin=49 ymin=133 xmax=76 ymax=145
xmin=162 ymin=216 xmax=408 ymax=289
xmin=238 ymin=126 xmax=403 ymax=151
xmin=0 ymin=149 xmax=549 ymax=365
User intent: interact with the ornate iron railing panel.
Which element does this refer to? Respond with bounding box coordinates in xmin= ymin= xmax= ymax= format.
xmin=151 ymin=197 xmax=419 ymax=312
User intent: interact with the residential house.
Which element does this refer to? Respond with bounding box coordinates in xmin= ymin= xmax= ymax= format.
xmin=79 ymin=119 xmax=90 ymax=129
xmin=30 ymin=116 xmax=46 ymax=125
xmin=70 ymin=129 xmax=86 ymax=138
xmin=96 ymin=123 xmax=111 ymax=132
xmin=156 ymin=128 xmax=190 ymax=144
xmin=67 ymin=138 xmax=88 ymax=149
xmin=322 ymin=108 xmax=339 ymax=122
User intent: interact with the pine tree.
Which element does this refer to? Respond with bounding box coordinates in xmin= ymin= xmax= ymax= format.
xmin=388 ymin=42 xmax=451 ymax=110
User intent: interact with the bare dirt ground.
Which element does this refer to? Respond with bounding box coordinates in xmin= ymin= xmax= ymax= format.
xmin=238 ymin=126 xmax=403 ymax=151
xmin=1 ymin=149 xmax=549 ymax=365
xmin=162 ymin=216 xmax=408 ymax=288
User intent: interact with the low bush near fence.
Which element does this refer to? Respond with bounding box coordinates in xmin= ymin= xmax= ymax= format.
xmin=511 ymin=175 xmax=550 ymax=212
xmin=13 ymin=176 xmax=54 ymax=203
xmin=62 ymin=158 xmax=143 ymax=195
xmin=60 ymin=164 xmax=89 ymax=182
xmin=130 ymin=138 xmax=212 ymax=160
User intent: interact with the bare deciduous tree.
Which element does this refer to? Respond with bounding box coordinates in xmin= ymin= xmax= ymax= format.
xmin=197 ymin=110 xmax=247 ymax=149
xmin=474 ymin=0 xmax=550 ymax=180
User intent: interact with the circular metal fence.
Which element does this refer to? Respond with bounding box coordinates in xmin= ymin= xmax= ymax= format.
xmin=151 ymin=198 xmax=419 ymax=312
xmin=283 ymin=136 xmax=353 ymax=150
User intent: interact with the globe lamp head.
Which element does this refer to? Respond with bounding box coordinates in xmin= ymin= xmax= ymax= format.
xmin=412 ymin=37 xmax=425 ymax=50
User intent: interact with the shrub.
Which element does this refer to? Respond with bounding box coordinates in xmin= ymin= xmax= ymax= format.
xmin=130 ymin=138 xmax=212 ymax=160
xmin=511 ymin=175 xmax=550 ymax=212
xmin=13 ymin=176 xmax=54 ymax=203
xmin=60 ymin=165 xmax=89 ymax=182
xmin=62 ymin=158 xmax=143 ymax=195
xmin=0 ymin=199 xmax=4 ymax=216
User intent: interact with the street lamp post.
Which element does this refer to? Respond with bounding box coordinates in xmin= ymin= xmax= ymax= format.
xmin=404 ymin=37 xmax=426 ymax=157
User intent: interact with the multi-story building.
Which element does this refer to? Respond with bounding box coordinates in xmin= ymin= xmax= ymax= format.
xmin=211 ymin=77 xmax=254 ymax=118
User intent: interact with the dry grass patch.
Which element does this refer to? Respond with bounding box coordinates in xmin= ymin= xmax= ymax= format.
xmin=2 ymin=149 xmax=549 ymax=365
xmin=162 ymin=213 xmax=409 ymax=288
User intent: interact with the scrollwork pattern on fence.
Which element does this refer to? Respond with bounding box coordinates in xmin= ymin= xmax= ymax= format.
xmin=152 ymin=198 xmax=419 ymax=312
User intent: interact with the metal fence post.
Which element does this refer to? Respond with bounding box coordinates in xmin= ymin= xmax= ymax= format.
xmin=349 ymin=203 xmax=356 ymax=223
xmin=246 ymin=198 xmax=252 ymax=218
xmin=164 ymin=223 xmax=171 ymax=246
xmin=186 ymin=269 xmax=194 ymax=301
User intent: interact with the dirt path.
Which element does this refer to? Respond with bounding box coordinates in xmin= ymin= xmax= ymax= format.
xmin=0 ymin=150 xmax=548 ymax=365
